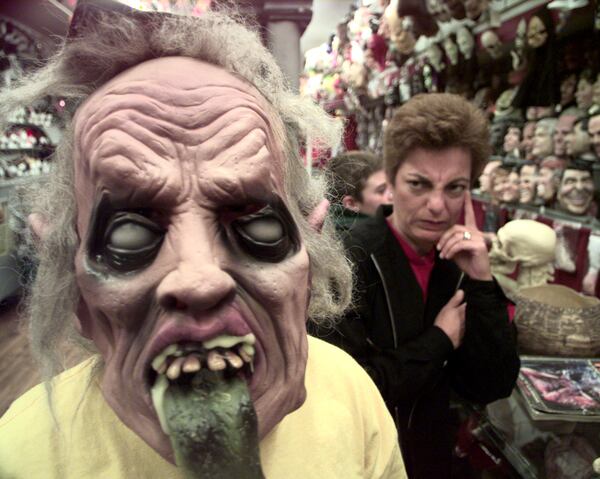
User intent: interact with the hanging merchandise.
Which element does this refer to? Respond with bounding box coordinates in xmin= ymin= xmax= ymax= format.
xmin=512 ymin=6 xmax=560 ymax=108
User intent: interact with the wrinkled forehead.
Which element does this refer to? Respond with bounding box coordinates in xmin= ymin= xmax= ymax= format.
xmin=72 ymin=57 xmax=284 ymax=183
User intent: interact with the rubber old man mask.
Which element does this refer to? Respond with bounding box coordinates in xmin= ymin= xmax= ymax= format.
xmin=72 ymin=57 xmax=310 ymax=474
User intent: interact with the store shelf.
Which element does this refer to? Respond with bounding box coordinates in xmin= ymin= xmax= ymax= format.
xmin=477 ymin=419 xmax=541 ymax=479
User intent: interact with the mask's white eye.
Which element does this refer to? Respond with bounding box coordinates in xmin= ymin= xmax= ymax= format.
xmin=240 ymin=217 xmax=283 ymax=243
xmin=228 ymin=202 xmax=300 ymax=263
xmin=109 ymin=222 xmax=159 ymax=250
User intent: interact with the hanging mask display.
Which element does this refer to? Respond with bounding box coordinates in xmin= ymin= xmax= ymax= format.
xmin=503 ymin=125 xmax=521 ymax=157
xmin=456 ymin=26 xmax=475 ymax=60
xmin=527 ymin=15 xmax=548 ymax=49
xmin=532 ymin=118 xmax=557 ymax=160
xmin=519 ymin=164 xmax=538 ymax=204
xmin=385 ymin=2 xmax=416 ymax=56
xmin=521 ymin=121 xmax=536 ymax=161
xmin=512 ymin=7 xmax=559 ymax=108
xmin=565 ymin=119 xmax=592 ymax=157
xmin=481 ymin=29 xmax=503 ymax=60
xmin=535 ymin=161 xmax=562 ymax=206
xmin=556 ymin=168 xmax=595 ymax=215
xmin=463 ymin=0 xmax=489 ymax=21
xmin=426 ymin=0 xmax=452 ymax=23
xmin=553 ymin=110 xmax=582 ymax=159
xmin=511 ymin=19 xmax=527 ymax=73
xmin=592 ymin=73 xmax=600 ymax=111
xmin=559 ymin=73 xmax=577 ymax=110
xmin=575 ymin=70 xmax=595 ymax=111
xmin=502 ymin=169 xmax=521 ymax=204
xmin=490 ymin=167 xmax=510 ymax=204
xmin=478 ymin=159 xmax=502 ymax=195
xmin=442 ymin=35 xmax=459 ymax=66
xmin=443 ymin=0 xmax=466 ymax=19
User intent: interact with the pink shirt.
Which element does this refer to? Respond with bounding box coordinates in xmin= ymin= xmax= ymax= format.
xmin=386 ymin=219 xmax=435 ymax=302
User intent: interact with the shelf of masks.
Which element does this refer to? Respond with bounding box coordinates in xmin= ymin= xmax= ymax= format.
xmin=471 ymin=192 xmax=600 ymax=297
xmin=0 ymin=177 xmax=34 ymax=303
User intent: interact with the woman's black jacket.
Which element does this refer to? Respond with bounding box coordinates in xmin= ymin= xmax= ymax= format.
xmin=312 ymin=205 xmax=520 ymax=479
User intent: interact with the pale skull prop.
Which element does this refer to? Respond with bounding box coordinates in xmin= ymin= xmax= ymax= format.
xmin=490 ymin=219 xmax=557 ymax=296
xmin=456 ymin=26 xmax=474 ymax=59
xmin=481 ymin=30 xmax=503 ymax=60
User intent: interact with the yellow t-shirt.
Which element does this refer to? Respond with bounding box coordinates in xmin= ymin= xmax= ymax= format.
xmin=0 ymin=336 xmax=406 ymax=478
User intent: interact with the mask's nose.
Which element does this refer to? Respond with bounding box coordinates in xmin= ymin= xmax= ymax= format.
xmin=156 ymin=223 xmax=236 ymax=314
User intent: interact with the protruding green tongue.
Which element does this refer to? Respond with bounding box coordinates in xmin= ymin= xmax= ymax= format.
xmin=152 ymin=369 xmax=265 ymax=479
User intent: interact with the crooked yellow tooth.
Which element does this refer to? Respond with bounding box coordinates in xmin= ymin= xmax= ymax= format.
xmin=238 ymin=348 xmax=252 ymax=363
xmin=152 ymin=344 xmax=179 ymax=372
xmin=223 ymin=350 xmax=243 ymax=369
xmin=207 ymin=350 xmax=226 ymax=371
xmin=167 ymin=356 xmax=186 ymax=380
xmin=182 ymin=354 xmax=201 ymax=373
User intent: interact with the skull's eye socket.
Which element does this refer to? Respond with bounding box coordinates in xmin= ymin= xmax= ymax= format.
xmin=100 ymin=212 xmax=165 ymax=272
xmin=230 ymin=205 xmax=298 ymax=263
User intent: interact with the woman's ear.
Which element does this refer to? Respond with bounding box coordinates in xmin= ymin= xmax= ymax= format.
xmin=307 ymin=199 xmax=330 ymax=233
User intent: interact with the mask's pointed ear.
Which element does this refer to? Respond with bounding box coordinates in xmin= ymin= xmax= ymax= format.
xmin=307 ymin=199 xmax=329 ymax=233
xmin=28 ymin=213 xmax=50 ymax=247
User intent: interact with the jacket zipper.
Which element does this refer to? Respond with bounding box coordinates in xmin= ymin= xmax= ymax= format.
xmin=370 ymin=253 xmax=442 ymax=431
xmin=370 ymin=254 xmax=398 ymax=348
xmin=370 ymin=254 xmax=402 ymax=427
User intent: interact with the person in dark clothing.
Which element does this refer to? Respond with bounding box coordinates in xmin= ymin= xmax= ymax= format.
xmin=325 ymin=150 xmax=391 ymax=232
xmin=313 ymin=94 xmax=520 ymax=479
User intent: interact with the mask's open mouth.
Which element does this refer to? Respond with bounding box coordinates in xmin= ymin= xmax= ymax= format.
xmin=149 ymin=334 xmax=264 ymax=479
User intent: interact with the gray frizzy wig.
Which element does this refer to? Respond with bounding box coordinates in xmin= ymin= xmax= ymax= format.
xmin=1 ymin=3 xmax=352 ymax=379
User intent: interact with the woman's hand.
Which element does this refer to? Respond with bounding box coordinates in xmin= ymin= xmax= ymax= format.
xmin=434 ymin=289 xmax=466 ymax=349
xmin=436 ymin=191 xmax=493 ymax=281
